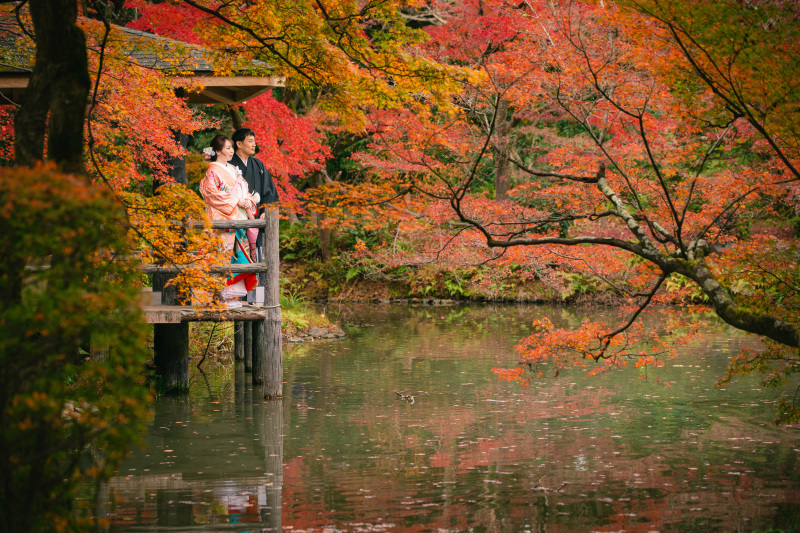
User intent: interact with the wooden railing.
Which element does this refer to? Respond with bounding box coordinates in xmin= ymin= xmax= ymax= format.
xmin=137 ymin=218 xmax=269 ymax=274
xmin=146 ymin=212 xmax=282 ymax=398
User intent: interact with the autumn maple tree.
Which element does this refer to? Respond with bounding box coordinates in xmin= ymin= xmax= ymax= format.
xmin=351 ymin=0 xmax=800 ymax=420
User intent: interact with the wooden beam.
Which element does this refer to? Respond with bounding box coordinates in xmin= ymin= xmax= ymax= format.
xmin=188 ymin=75 xmax=285 ymax=87
xmin=186 ymin=219 xmax=268 ymax=229
xmin=141 ymin=304 xmax=269 ymax=324
xmin=138 ymin=262 xmax=268 ymax=274
xmin=187 ymin=86 xmax=274 ymax=105
xmin=0 ymin=74 xmax=29 ymax=88
xmin=0 ymin=74 xmax=285 ymax=106
xmin=0 ymin=74 xmax=30 ymax=106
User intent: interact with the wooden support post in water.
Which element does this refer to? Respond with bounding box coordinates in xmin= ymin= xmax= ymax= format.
xmin=252 ymin=319 xmax=265 ymax=384
xmin=244 ymin=321 xmax=253 ymax=373
xmin=256 ymin=208 xmax=283 ymax=398
xmin=152 ymin=272 xmax=189 ymax=393
xmin=234 ymin=322 xmax=245 ymax=361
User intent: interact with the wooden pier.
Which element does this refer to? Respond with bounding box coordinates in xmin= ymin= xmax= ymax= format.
xmin=142 ymin=214 xmax=282 ymax=398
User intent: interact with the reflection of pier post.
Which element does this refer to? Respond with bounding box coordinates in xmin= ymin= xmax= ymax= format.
xmin=156 ymin=489 xmax=194 ymax=527
xmin=235 ymin=360 xmax=246 ymax=405
xmin=254 ymin=388 xmax=283 ymax=531
xmin=153 ymin=398 xmax=195 ymax=527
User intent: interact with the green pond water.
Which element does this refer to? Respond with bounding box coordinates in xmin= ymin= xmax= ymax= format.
xmin=108 ymin=304 xmax=800 ymax=532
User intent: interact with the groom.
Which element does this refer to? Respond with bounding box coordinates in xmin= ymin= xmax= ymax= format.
xmin=231 ymin=127 xmax=279 ymax=303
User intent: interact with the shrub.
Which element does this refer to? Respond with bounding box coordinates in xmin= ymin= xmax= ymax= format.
xmin=0 ymin=166 xmax=152 ymax=532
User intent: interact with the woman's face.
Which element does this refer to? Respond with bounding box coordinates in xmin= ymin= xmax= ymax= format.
xmin=218 ymin=139 xmax=234 ymax=163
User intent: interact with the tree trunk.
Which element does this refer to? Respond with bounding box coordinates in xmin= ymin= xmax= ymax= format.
xmin=492 ymin=98 xmax=513 ymax=202
xmin=14 ymin=0 xmax=90 ymax=174
xmin=228 ymin=105 xmax=243 ymax=131
xmin=494 ymin=147 xmax=511 ymax=201
xmin=312 ymin=170 xmax=333 ymax=260
xmin=167 ymin=131 xmax=189 ymax=185
xmin=319 ymin=223 xmax=332 ymax=262
xmin=679 ymin=256 xmax=800 ymax=349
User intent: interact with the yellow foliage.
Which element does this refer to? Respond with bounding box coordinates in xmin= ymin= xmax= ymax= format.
xmin=122 ymin=184 xmax=231 ymax=308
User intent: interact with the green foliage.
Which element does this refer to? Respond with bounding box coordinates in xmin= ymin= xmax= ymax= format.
xmin=407 ymin=266 xmax=473 ymax=299
xmin=554 ymin=118 xmax=589 ymax=138
xmin=0 ymin=166 xmax=152 ymax=532
xmin=324 ymin=132 xmax=370 ymax=181
xmin=282 ymin=219 xmax=396 ymax=262
xmin=339 ymin=225 xmax=392 ymax=251
xmin=280 ymin=222 xmax=321 ymax=262
xmin=552 ymin=117 xmax=608 ymax=141
xmin=278 ymin=286 xmax=336 ymax=335
xmin=557 ymin=271 xmax=607 ymax=301
xmin=280 ymin=289 xmax=306 ymax=311
xmin=190 ymin=322 xmax=234 ymax=361
xmin=665 ymin=273 xmax=708 ymax=301
xmin=345 ymin=265 xmax=365 ymax=282
xmin=444 ymin=276 xmax=468 ymax=298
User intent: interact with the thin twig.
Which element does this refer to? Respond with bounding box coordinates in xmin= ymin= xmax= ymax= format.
xmin=197 ymin=322 xmax=219 ymax=369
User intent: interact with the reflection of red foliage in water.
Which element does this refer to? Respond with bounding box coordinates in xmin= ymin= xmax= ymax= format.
xmin=282 ymin=455 xmax=338 ymax=530
xmin=276 ymin=381 xmax=800 ymax=532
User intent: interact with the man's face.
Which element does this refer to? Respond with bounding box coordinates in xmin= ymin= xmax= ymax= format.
xmin=237 ymin=135 xmax=257 ymax=157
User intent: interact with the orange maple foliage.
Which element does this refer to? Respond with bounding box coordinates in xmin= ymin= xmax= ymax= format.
xmin=79 ymin=19 xmax=210 ymax=189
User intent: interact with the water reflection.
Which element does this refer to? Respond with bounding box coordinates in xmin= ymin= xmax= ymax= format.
xmin=109 ymin=304 xmax=800 ymax=532
xmin=109 ymin=363 xmax=282 ymax=531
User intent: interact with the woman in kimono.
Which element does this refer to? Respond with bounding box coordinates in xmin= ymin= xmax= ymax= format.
xmin=199 ymin=134 xmax=260 ymax=302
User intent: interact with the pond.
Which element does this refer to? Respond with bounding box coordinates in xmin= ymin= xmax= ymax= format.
xmin=108 ymin=304 xmax=800 ymax=532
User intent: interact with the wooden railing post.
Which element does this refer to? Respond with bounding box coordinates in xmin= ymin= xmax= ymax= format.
xmin=256 ymin=208 xmax=282 ymax=397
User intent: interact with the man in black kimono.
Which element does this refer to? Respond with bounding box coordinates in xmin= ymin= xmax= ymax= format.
xmin=231 ymin=128 xmax=279 ymax=303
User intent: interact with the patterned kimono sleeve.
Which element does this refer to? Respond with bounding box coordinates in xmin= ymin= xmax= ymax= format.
xmin=199 ymin=168 xmax=238 ymax=217
xmin=237 ymin=178 xmax=257 ymax=218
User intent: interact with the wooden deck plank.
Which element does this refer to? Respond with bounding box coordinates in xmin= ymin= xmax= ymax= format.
xmin=141 ymin=304 xmax=268 ymax=324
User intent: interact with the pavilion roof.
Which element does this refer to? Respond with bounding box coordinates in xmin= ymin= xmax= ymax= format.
xmin=0 ymin=22 xmax=284 ymax=106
